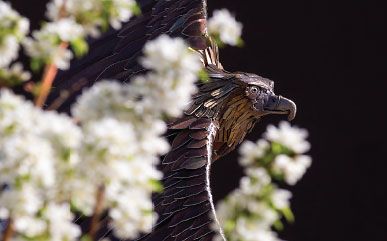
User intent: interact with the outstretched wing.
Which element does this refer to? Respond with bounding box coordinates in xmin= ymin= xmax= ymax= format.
xmin=46 ymin=0 xmax=228 ymax=240
xmin=47 ymin=0 xmax=222 ymax=112
xmin=134 ymin=116 xmax=223 ymax=241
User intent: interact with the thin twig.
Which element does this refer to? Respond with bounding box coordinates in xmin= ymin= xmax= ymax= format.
xmin=88 ymin=185 xmax=105 ymax=241
xmin=59 ymin=0 xmax=67 ymax=19
xmin=34 ymin=0 xmax=68 ymax=108
xmin=46 ymin=78 xmax=88 ymax=111
xmin=46 ymin=90 xmax=70 ymax=111
xmin=34 ymin=41 xmax=69 ymax=108
xmin=1 ymin=218 xmax=13 ymax=241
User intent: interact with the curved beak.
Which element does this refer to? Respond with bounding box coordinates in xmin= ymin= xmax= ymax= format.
xmin=263 ymin=95 xmax=297 ymax=121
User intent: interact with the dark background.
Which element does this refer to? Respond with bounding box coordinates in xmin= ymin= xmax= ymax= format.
xmin=10 ymin=0 xmax=387 ymax=241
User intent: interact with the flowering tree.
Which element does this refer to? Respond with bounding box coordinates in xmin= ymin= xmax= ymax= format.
xmin=1 ymin=1 xmax=196 ymax=240
xmin=213 ymin=122 xmax=311 ymax=241
xmin=0 ymin=1 xmax=311 ymax=241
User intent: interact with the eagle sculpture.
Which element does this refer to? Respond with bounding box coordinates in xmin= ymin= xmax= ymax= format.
xmin=47 ymin=0 xmax=297 ymax=240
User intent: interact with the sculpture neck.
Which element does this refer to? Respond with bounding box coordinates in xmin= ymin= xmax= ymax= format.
xmin=213 ymin=95 xmax=258 ymax=161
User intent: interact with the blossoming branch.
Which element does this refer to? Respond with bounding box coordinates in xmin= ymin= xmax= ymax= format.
xmin=214 ymin=121 xmax=312 ymax=241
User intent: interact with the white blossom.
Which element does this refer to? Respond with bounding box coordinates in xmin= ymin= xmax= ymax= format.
xmin=1 ymin=30 xmax=201 ymax=240
xmin=0 ymin=133 xmax=55 ymax=188
xmin=271 ymin=189 xmax=292 ymax=209
xmin=42 ymin=203 xmax=81 ymax=241
xmin=71 ymin=113 xmax=163 ymax=237
xmin=0 ymin=62 xmax=31 ymax=83
xmin=41 ymin=111 xmax=82 ymax=155
xmin=215 ymin=188 xmax=280 ymax=241
xmin=141 ymin=35 xmax=198 ymax=72
xmin=136 ymin=119 xmax=169 ymax=157
xmin=108 ymin=187 xmax=157 ymax=239
xmin=80 ymin=118 xmax=138 ymax=184
xmin=216 ymin=121 xmax=311 ymax=240
xmin=239 ymin=140 xmax=270 ymax=166
xmin=13 ymin=216 xmax=47 ymax=237
xmin=45 ymin=18 xmax=85 ymax=42
xmin=240 ymin=176 xmax=261 ymax=195
xmin=0 ymin=1 xmax=17 ymax=20
xmin=69 ymin=35 xmax=201 ymax=238
xmin=0 ymin=35 xmax=19 ymax=68
xmin=208 ymin=9 xmax=243 ymax=46
xmin=0 ymin=91 xmax=59 ymax=189
xmin=246 ymin=167 xmax=271 ymax=184
xmin=235 ymin=218 xmax=278 ymax=241
xmin=0 ymin=89 xmax=83 ymax=241
xmin=0 ymin=2 xmax=29 ymax=37
xmin=273 ymin=154 xmax=312 ymax=185
xmin=69 ymin=117 xmax=163 ymax=237
xmin=71 ymin=80 xmax=168 ymax=233
xmin=0 ymin=184 xmax=43 ymax=219
xmin=46 ymin=0 xmax=91 ymax=21
xmin=0 ymin=89 xmax=37 ymax=135
xmin=65 ymin=179 xmax=97 ymax=216
xmin=23 ymin=31 xmax=57 ymax=59
xmin=265 ymin=121 xmax=311 ymax=153
xmin=247 ymin=202 xmax=278 ymax=225
xmin=73 ymin=35 xmax=201 ymax=120
xmin=240 ymin=168 xmax=271 ymax=195
xmin=109 ymin=0 xmax=137 ymax=29
xmin=53 ymin=47 xmax=73 ymax=69
xmin=0 ymin=2 xmax=29 ymax=68
xmin=16 ymin=18 xmax=30 ymax=39
xmin=72 ymin=81 xmax=134 ymax=123
xmin=136 ymin=35 xmax=201 ymax=117
xmin=23 ymin=19 xmax=82 ymax=70
xmin=46 ymin=0 xmax=137 ymax=37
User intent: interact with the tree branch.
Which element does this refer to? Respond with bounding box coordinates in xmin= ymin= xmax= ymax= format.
xmin=34 ymin=41 xmax=68 ymax=108
xmin=88 ymin=185 xmax=105 ymax=241
xmin=1 ymin=218 xmax=13 ymax=241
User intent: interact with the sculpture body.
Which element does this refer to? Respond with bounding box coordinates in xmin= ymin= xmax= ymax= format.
xmin=48 ymin=0 xmax=296 ymax=240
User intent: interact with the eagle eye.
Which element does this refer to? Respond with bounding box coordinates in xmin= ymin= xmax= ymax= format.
xmin=250 ymin=86 xmax=259 ymax=94
xmin=245 ymin=86 xmax=261 ymax=98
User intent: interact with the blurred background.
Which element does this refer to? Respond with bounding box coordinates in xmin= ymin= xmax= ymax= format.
xmin=10 ymin=0 xmax=387 ymax=240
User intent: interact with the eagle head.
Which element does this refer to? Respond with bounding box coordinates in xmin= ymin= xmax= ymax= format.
xmin=237 ymin=72 xmax=296 ymax=121
xmin=185 ymin=70 xmax=297 ymax=158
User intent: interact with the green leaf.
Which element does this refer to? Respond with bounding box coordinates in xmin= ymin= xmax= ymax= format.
xmin=70 ymin=38 xmax=89 ymax=58
xmin=131 ymin=3 xmax=142 ymax=16
xmin=198 ymin=69 xmax=209 ymax=83
xmin=213 ymin=34 xmax=225 ymax=48
xmin=271 ymin=142 xmax=284 ymax=155
xmin=70 ymin=201 xmax=89 ymax=216
xmin=97 ymin=148 xmax=108 ymax=159
xmin=260 ymin=152 xmax=274 ymax=166
xmin=30 ymin=82 xmax=42 ymax=97
xmin=160 ymin=112 xmax=173 ymax=122
xmin=81 ymin=234 xmax=92 ymax=241
xmin=20 ymin=231 xmax=50 ymax=241
xmin=61 ymin=149 xmax=72 ymax=162
xmin=236 ymin=37 xmax=245 ymax=47
xmin=273 ymin=219 xmax=284 ymax=231
xmin=282 ymin=207 xmax=295 ymax=223
xmin=0 ymin=70 xmax=26 ymax=87
xmin=141 ymin=209 xmax=153 ymax=215
xmin=14 ymin=174 xmax=31 ymax=189
xmin=30 ymin=58 xmax=44 ymax=73
xmin=36 ymin=206 xmax=47 ymax=218
xmin=4 ymin=124 xmax=16 ymax=135
xmin=260 ymin=183 xmax=274 ymax=199
xmin=270 ymin=170 xmax=284 ymax=182
xmin=224 ymin=219 xmax=236 ymax=232
xmin=149 ymin=179 xmax=164 ymax=192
